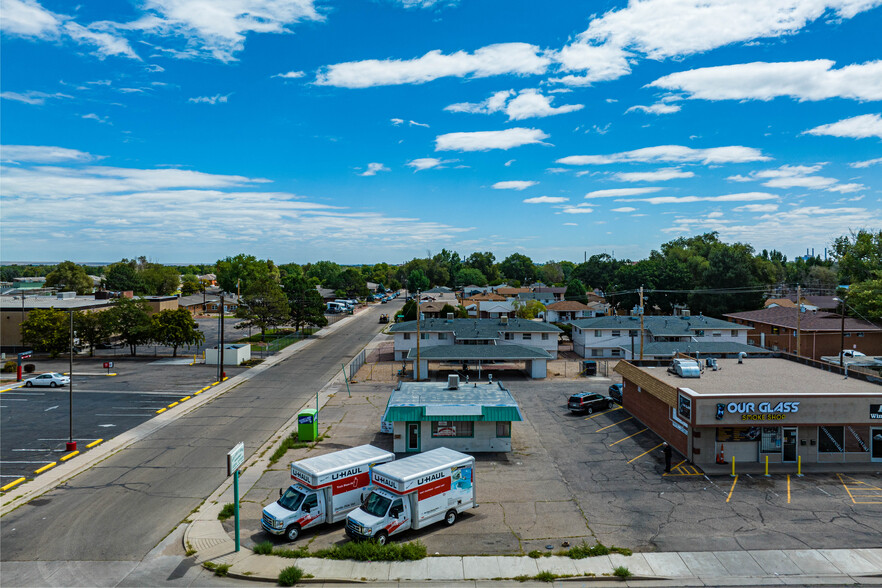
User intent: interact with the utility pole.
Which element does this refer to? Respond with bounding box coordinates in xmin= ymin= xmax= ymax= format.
xmin=217 ymin=295 xmax=226 ymax=382
xmin=67 ymin=311 xmax=76 ymax=451
xmin=415 ymin=289 xmax=421 ymax=381
xmin=839 ymin=295 xmax=846 ymax=367
xmin=796 ymin=284 xmax=801 ymax=357
xmin=639 ymin=286 xmax=645 ymax=360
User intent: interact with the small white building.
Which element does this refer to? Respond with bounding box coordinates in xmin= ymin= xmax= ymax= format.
xmin=382 ymin=376 xmax=522 ymax=453
xmin=205 ymin=343 xmax=251 ymax=365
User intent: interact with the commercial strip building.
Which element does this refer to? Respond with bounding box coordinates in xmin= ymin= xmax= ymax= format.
xmin=615 ymin=356 xmax=882 ymax=467
xmin=382 ymin=377 xmax=522 ymax=453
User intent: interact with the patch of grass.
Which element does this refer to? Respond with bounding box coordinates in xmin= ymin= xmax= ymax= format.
xmin=314 ymin=540 xmax=426 ymax=562
xmin=253 ymin=540 xmax=274 ymax=555
xmin=269 ymin=434 xmax=310 ymax=465
xmin=278 ymin=565 xmax=304 ymax=587
xmin=185 ymin=547 xmax=196 ymax=557
xmin=534 ymin=571 xmax=556 ymax=582
xmin=217 ymin=502 xmax=239 ymax=521
xmin=202 ymin=561 xmax=230 ymax=577
xmin=613 ymin=566 xmax=632 ymax=578
xmin=274 ymin=546 xmax=310 ymax=559
xmin=513 ymin=575 xmax=532 ymax=582
xmin=562 ymin=541 xmax=632 ymax=559
xmin=527 ymin=550 xmax=543 ymax=559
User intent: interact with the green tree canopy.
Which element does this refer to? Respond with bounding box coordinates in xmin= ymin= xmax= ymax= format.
xmin=104 ymin=262 xmax=144 ymax=292
xmin=21 ymin=308 xmax=70 ymax=358
xmin=106 ymin=297 xmax=153 ymax=356
xmin=464 ymin=251 xmax=498 ymax=282
xmin=846 ymin=274 xmax=882 ymax=323
xmin=455 ymin=267 xmax=487 ymax=287
xmin=832 ymin=229 xmax=882 ymax=284
xmin=235 ymin=276 xmax=290 ymax=339
xmin=215 ymin=254 xmax=279 ymax=294
xmin=141 ymin=264 xmax=181 ymax=295
xmin=283 ymin=275 xmax=328 ymax=332
xmin=407 ymin=269 xmax=430 ymax=292
xmin=181 ymin=274 xmax=202 ymax=296
xmin=151 ymin=308 xmax=204 ymax=357
xmin=74 ymin=311 xmax=113 ymax=357
xmin=45 ymin=261 xmax=94 ymax=294
xmin=499 ymin=253 xmax=537 ymax=284
xmin=514 ymin=299 xmax=546 ymax=319
xmin=564 ymin=279 xmax=587 ymax=302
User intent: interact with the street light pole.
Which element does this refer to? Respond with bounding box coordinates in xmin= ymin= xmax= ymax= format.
xmin=415 ymin=289 xmax=421 ymax=381
xmin=67 ymin=310 xmax=76 ymax=451
xmin=839 ymin=295 xmax=846 ymax=368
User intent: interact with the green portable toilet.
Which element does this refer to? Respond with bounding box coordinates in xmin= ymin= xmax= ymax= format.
xmin=298 ymin=409 xmax=318 ymax=441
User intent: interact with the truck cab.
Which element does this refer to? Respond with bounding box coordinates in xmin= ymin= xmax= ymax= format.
xmin=262 ymin=484 xmax=326 ymax=541
xmin=346 ymin=488 xmax=411 ymax=545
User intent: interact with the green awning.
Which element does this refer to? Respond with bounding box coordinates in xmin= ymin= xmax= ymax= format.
xmin=383 ymin=405 xmax=522 ymax=422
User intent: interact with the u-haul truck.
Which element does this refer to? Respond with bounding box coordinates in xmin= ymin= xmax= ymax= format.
xmin=261 ymin=445 xmax=394 ymax=541
xmin=345 ymin=448 xmax=475 ymax=545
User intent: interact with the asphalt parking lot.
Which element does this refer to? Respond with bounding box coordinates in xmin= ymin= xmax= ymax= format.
xmin=236 ymin=374 xmax=882 ymax=556
xmin=0 ymin=357 xmax=245 ymax=483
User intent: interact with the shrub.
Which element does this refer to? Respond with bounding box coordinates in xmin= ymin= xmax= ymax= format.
xmin=563 ymin=541 xmax=632 ymax=559
xmin=217 ymin=502 xmax=238 ymax=521
xmin=253 ymin=541 xmax=273 ymax=555
xmin=534 ymin=571 xmax=556 ymax=582
xmin=527 ymin=550 xmax=543 ymax=559
xmin=613 ymin=566 xmax=632 ymax=578
xmin=274 ymin=546 xmax=309 ymax=559
xmin=314 ymin=540 xmax=426 ymax=562
xmin=269 ymin=433 xmax=310 ymax=465
xmin=213 ymin=563 xmax=230 ymax=577
xmin=2 ymin=360 xmax=16 ymax=373
xmin=23 ymin=364 xmax=35 ymax=373
xmin=278 ymin=565 xmax=304 ymax=586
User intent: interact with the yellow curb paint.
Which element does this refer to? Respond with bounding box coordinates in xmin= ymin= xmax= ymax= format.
xmin=180 ymin=396 xmax=191 ymax=402
xmin=86 ymin=439 xmax=103 ymax=448
xmin=0 ymin=384 xmax=25 ymax=393
xmin=156 ymin=408 xmax=167 ymax=414
xmin=167 ymin=402 xmax=179 ymax=408
xmin=1 ymin=477 xmax=26 ymax=492
xmin=60 ymin=451 xmax=79 ymax=462
xmin=35 ymin=462 xmax=57 ymax=474
xmin=222 ymin=376 xmax=228 ymax=381
xmin=106 ymin=373 xmax=118 ymax=376
xmin=193 ymin=391 xmax=202 ymax=396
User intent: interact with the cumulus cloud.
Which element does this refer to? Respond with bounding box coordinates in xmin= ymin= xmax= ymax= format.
xmin=405 ymin=157 xmax=456 ymax=171
xmin=273 ymin=70 xmax=305 ymax=79
xmin=584 ymin=187 xmax=664 ymax=198
xmin=0 ymin=0 xmax=61 ymax=38
xmin=315 ymin=43 xmax=550 ymax=88
xmin=493 ymin=180 xmax=538 ymax=190
xmin=734 ymin=204 xmax=780 ymax=212
xmin=804 ymin=114 xmax=882 ymax=139
xmin=622 ymin=192 xmax=778 ymax=204
xmin=730 ymin=164 xmax=864 ymax=192
xmin=446 ymin=89 xmax=583 ymax=121
xmin=611 ymin=207 xmax=638 ymax=212
xmin=524 ymin=196 xmax=568 ymax=203
xmin=626 ymin=103 xmax=681 ymax=115
xmin=1 ymin=145 xmax=96 ymax=163
xmin=435 ymin=128 xmax=549 ymax=152
xmin=549 ymin=42 xmax=632 ymax=85
xmin=650 ymin=60 xmax=882 ymax=102
xmin=612 ymin=167 xmax=694 ymax=182
xmin=359 ymin=162 xmax=390 ymax=176
xmin=561 ymin=205 xmax=595 ymax=214
xmin=851 ymin=157 xmax=882 ymax=168
xmin=558 ymin=145 xmax=770 ymax=166
xmin=189 ymin=94 xmax=230 ymax=104
xmin=0 ymin=90 xmax=73 ymax=105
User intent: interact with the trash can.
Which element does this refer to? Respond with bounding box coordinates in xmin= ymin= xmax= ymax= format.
xmin=298 ymin=409 xmax=318 ymax=442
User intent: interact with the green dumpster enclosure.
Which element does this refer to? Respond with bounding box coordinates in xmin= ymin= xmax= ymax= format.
xmin=298 ymin=409 xmax=318 ymax=441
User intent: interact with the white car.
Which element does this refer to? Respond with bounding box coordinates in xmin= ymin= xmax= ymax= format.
xmin=24 ymin=372 xmax=70 ymax=387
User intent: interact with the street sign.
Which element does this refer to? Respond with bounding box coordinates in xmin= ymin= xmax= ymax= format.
xmin=227 ymin=442 xmax=245 ymax=476
xmin=103 ymin=361 xmax=114 ymax=369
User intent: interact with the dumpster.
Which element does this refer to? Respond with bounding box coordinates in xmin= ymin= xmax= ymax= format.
xmin=582 ymin=360 xmax=597 ymax=376
xmin=298 ymin=409 xmax=318 ymax=441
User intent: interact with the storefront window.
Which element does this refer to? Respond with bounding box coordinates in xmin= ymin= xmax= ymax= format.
xmin=760 ymin=427 xmax=781 ymax=453
xmin=818 ymin=426 xmax=844 ymax=453
xmin=431 ymin=421 xmax=474 ymax=438
xmin=496 ymin=422 xmax=511 ymax=437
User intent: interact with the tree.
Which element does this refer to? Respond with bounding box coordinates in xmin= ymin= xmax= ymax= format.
xmin=181 ymin=274 xmax=201 ymax=296
xmin=464 ymin=252 xmax=498 ymax=282
xmin=514 ymin=300 xmax=546 ymax=319
xmin=141 ymin=264 xmax=181 ymax=295
xmin=455 ymin=267 xmax=487 ymax=287
xmin=564 ymin=279 xmax=587 ymax=302
xmin=328 ymin=267 xmax=367 ymax=297
xmin=283 ymin=275 xmax=328 ymax=332
xmin=540 ymin=262 xmax=565 ymax=285
xmin=104 ymin=262 xmax=144 ymax=292
xmin=21 ymin=308 xmax=70 ymax=358
xmin=74 ymin=311 xmax=112 ymax=357
xmin=407 ymin=269 xmax=430 ymax=292
xmin=235 ymin=277 xmax=289 ymax=339
xmin=106 ymin=297 xmax=153 ymax=356
xmin=499 ymin=253 xmax=537 ymax=284
xmin=216 ymin=254 xmax=279 ymax=294
xmin=831 ymin=229 xmax=882 ymax=284
xmin=401 ymin=298 xmax=418 ymax=321
xmin=45 ymin=261 xmax=93 ymax=294
xmin=846 ymin=274 xmax=882 ymax=323
xmin=439 ymin=303 xmax=458 ymax=318
xmin=151 ymin=309 xmax=204 ymax=357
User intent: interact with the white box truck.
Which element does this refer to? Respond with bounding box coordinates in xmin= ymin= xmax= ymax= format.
xmin=262 ymin=444 xmax=394 ymax=541
xmin=345 ymin=447 xmax=476 ymax=545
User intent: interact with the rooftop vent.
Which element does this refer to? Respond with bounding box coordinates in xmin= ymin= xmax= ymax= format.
xmin=447 ymin=312 xmax=454 ymax=323
xmin=668 ymin=358 xmax=701 ymax=378
xmin=448 ymin=374 xmax=460 ymax=390
xmin=500 ymin=316 xmax=508 ymax=325
xmin=57 ymin=291 xmax=76 ymax=299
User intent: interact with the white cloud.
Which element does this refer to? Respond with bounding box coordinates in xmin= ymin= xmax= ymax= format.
xmin=63 ymin=21 xmax=140 ymax=60
xmin=391 ymin=118 xmax=430 ymax=128
xmin=558 ymin=145 xmax=770 ymax=165
xmin=524 ymin=196 xmax=568 ymax=203
xmin=561 ymin=205 xmax=595 ymax=214
xmin=650 ymin=60 xmax=882 ymax=102
xmin=826 ymin=183 xmax=865 ymax=193
xmin=563 ymin=222 xmax=578 ymax=226
xmin=447 ymin=89 xmax=583 ymax=121
xmin=549 ymin=42 xmax=632 ymax=85
xmin=315 ymin=43 xmax=550 ymax=88
xmin=188 ymin=94 xmax=230 ymax=105
xmin=435 ymin=127 xmax=549 ymax=152
xmin=273 ymin=70 xmax=305 ymax=79
xmin=626 ymin=103 xmax=682 ymax=115
xmin=504 ymin=159 xmax=515 ymax=167
xmin=611 ymin=207 xmax=637 ymax=212
xmin=584 ymin=187 xmax=663 ymax=198
xmin=82 ymin=113 xmax=110 ymax=124
xmin=0 ymin=90 xmax=72 ymax=105
xmin=851 ymin=157 xmax=882 ymax=168
xmin=493 ymin=180 xmax=538 ymax=191
xmin=733 ymin=164 xmax=863 ymax=192
xmin=623 ymin=192 xmax=779 ymax=204
xmin=1 ymin=145 xmax=96 ymax=163
xmin=406 ymin=157 xmax=456 ymax=171
xmin=0 ymin=0 xmax=61 ymax=38
xmin=612 ymin=167 xmax=694 ymax=182
xmin=359 ymin=162 xmax=390 ymax=176
xmin=804 ymin=114 xmax=882 ymax=139
xmin=734 ymin=204 xmax=780 ymax=212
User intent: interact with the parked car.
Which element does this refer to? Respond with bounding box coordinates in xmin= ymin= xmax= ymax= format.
xmin=568 ymin=391 xmax=613 ymax=414
xmin=25 ymin=372 xmax=70 ymax=387
xmin=608 ymin=384 xmax=623 ymax=404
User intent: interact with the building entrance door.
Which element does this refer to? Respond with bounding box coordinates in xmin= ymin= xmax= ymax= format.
xmin=872 ymin=428 xmax=882 ymax=463
xmin=782 ymin=427 xmax=798 ymax=462
xmin=406 ymin=422 xmax=420 ymax=452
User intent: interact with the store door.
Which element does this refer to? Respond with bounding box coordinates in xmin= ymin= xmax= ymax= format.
xmin=406 ymin=422 xmax=421 ymax=452
xmin=872 ymin=428 xmax=882 ymax=463
xmin=782 ymin=427 xmax=798 ymax=462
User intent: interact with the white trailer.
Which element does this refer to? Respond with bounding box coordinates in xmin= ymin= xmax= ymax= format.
xmin=262 ymin=445 xmax=394 ymax=541
xmin=345 ymin=447 xmax=476 ymax=545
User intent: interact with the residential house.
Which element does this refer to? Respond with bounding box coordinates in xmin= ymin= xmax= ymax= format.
xmin=544 ymin=300 xmax=602 ymax=324
xmin=533 ymin=286 xmax=567 ymax=302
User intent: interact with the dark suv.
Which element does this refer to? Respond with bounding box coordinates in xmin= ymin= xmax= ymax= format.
xmin=568 ymin=392 xmax=614 ymax=414
xmin=608 ymin=384 xmax=623 ymax=404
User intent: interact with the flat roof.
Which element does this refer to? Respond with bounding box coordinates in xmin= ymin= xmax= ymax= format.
xmin=0 ymin=295 xmax=113 ymax=310
xmin=638 ymin=357 xmax=881 ymax=397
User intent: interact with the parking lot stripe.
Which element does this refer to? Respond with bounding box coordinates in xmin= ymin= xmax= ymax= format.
xmin=86 ymin=439 xmax=103 ymax=448
xmin=35 ymin=462 xmax=57 ymax=474
xmin=156 ymin=407 xmax=167 ymax=414
xmin=584 ymin=406 xmax=622 ymax=420
xmin=787 ymin=475 xmax=791 ymax=503
xmin=1 ymin=477 xmax=26 ymax=492
xmin=60 ymin=451 xmax=79 ymax=462
xmin=610 ymin=428 xmax=648 ymax=447
xmin=628 ymin=442 xmax=664 ymax=464
xmin=726 ymin=475 xmax=738 ymax=502
xmin=596 ymin=416 xmax=633 ymax=432
xmin=837 ymin=473 xmax=882 ymax=504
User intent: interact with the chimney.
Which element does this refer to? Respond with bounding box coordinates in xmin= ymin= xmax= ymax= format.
xmin=448 ymin=374 xmax=460 ymax=390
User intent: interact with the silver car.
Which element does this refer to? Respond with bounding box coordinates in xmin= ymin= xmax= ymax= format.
xmin=24 ymin=372 xmax=70 ymax=387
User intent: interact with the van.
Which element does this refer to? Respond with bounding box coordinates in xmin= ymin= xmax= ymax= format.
xmin=262 ymin=445 xmax=395 ymax=541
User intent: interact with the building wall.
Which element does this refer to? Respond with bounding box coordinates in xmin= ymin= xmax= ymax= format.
xmin=727 ymin=317 xmax=882 ymax=359
xmin=572 ymin=325 xmax=747 ymax=359
xmin=393 ymin=329 xmax=558 ymax=360
xmin=1 ymin=304 xmax=112 ymax=348
xmin=622 ymin=379 xmax=689 ymax=456
xmin=391 ymin=420 xmax=512 ymax=452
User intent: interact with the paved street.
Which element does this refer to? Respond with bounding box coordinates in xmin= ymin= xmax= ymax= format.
xmin=0 ymin=302 xmax=398 ymax=562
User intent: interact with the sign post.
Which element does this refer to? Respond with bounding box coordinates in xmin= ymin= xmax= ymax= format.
xmin=226 ymin=442 xmax=245 ymax=551
xmin=103 ymin=361 xmax=114 ymax=375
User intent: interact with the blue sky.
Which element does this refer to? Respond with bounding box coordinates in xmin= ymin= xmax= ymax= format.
xmin=1 ymin=0 xmax=880 ymax=265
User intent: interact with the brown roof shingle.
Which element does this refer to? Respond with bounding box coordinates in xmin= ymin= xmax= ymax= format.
xmin=724 ymin=307 xmax=881 ymax=332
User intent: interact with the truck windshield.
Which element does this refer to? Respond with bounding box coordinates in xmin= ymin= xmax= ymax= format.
xmin=362 ymin=491 xmax=391 ymax=518
xmin=278 ymin=487 xmax=306 ymax=512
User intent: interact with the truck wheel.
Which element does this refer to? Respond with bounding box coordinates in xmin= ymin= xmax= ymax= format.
xmin=285 ymin=524 xmax=301 ymax=542
xmin=374 ymin=531 xmax=388 ymax=546
xmin=445 ymin=510 xmax=457 ymax=526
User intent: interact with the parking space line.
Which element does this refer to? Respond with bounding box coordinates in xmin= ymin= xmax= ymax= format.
xmin=610 ymin=428 xmax=648 ymax=447
xmin=787 ymin=475 xmax=791 ymax=503
xmin=35 ymin=462 xmax=57 ymax=474
xmin=584 ymin=406 xmax=622 ymax=420
xmin=726 ymin=475 xmax=738 ymax=502
xmin=60 ymin=451 xmax=79 ymax=462
xmin=596 ymin=416 xmax=633 ymax=432
xmin=837 ymin=473 xmax=882 ymax=504
xmin=627 ymin=442 xmax=664 ymax=464
xmin=86 ymin=439 xmax=103 ymax=448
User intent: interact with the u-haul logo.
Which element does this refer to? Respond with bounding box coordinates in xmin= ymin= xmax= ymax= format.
xmin=331 ymin=467 xmax=362 ymax=480
xmin=417 ymin=471 xmax=445 ymax=485
xmin=372 ymin=473 xmax=396 ymax=488
xmin=291 ymin=468 xmax=310 ymax=483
